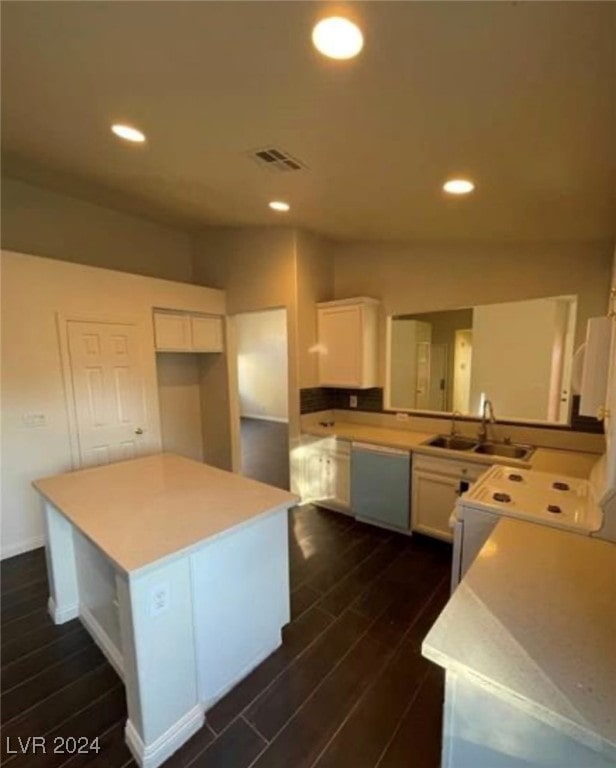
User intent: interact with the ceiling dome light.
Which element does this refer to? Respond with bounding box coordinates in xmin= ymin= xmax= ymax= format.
xmin=312 ymin=17 xmax=364 ymax=60
xmin=111 ymin=124 xmax=146 ymax=143
xmin=443 ymin=179 xmax=475 ymax=195
xmin=269 ymin=201 xmax=290 ymax=212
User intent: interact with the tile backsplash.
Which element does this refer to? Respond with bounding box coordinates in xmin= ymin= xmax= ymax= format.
xmin=300 ymin=387 xmax=384 ymax=414
xmin=300 ymin=388 xmax=603 ymax=434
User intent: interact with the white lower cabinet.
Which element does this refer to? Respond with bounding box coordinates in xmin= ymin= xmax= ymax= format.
xmin=412 ymin=454 xmax=485 ymax=541
xmin=299 ymin=436 xmax=351 ymax=513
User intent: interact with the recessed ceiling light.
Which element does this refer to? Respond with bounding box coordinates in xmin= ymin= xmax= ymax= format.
xmin=312 ymin=17 xmax=364 ymax=60
xmin=443 ymin=179 xmax=475 ymax=195
xmin=111 ymin=124 xmax=146 ymax=143
xmin=269 ymin=201 xmax=290 ymax=212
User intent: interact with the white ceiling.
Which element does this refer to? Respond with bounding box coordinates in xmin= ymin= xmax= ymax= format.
xmin=2 ymin=1 xmax=615 ymax=242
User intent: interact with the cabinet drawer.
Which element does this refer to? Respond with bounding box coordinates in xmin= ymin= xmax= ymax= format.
xmin=413 ymin=453 xmax=487 ymax=482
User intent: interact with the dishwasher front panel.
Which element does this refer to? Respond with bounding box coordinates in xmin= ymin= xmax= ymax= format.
xmin=351 ymin=444 xmax=411 ymax=530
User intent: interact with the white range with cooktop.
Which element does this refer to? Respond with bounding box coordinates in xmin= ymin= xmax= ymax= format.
xmin=450 ymin=463 xmax=605 ymax=591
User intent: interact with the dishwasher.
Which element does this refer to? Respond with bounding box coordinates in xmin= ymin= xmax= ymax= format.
xmin=351 ymin=442 xmax=411 ymax=531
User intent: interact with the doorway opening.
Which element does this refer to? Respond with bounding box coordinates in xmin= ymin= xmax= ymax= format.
xmin=235 ymin=308 xmax=289 ymax=490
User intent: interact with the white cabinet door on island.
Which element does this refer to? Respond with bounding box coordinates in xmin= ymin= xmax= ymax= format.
xmin=33 ymin=454 xmax=297 ymax=768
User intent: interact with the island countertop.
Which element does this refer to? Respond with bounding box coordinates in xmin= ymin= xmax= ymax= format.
xmin=422 ymin=517 xmax=616 ymax=759
xmin=34 ymin=453 xmax=298 ymax=574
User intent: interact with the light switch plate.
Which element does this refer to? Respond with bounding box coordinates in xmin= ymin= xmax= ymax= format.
xmin=22 ymin=413 xmax=47 ymax=428
xmin=349 ymin=395 xmax=358 ymax=408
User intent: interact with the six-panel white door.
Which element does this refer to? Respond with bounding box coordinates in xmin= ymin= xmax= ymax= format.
xmin=67 ymin=321 xmax=151 ymax=468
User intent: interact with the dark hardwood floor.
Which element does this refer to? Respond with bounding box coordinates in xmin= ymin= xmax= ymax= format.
xmin=1 ymin=506 xmax=450 ymax=768
xmin=240 ymin=417 xmax=290 ymax=490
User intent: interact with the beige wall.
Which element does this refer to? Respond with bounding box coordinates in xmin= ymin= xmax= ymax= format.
xmin=192 ymin=226 xmax=297 ymax=313
xmin=156 ymin=354 xmax=205 ymax=462
xmin=199 ymin=353 xmax=233 ymax=470
xmin=236 ymin=309 xmax=289 ymax=422
xmin=333 ymin=241 xmax=613 ymax=386
xmin=192 ymin=227 xmax=300 ymax=473
xmin=0 ymin=250 xmax=225 ymax=558
xmin=1 ymin=176 xmax=194 ymax=282
xmin=296 ymin=230 xmax=335 ymax=389
xmin=192 ymin=226 xmax=335 ymax=488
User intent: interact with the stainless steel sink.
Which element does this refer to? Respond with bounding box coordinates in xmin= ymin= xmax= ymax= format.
xmin=473 ymin=442 xmax=534 ymax=460
xmin=426 ymin=434 xmax=534 ymax=460
xmin=427 ymin=435 xmax=478 ymax=451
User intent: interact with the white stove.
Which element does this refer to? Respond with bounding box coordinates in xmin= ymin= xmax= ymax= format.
xmin=450 ymin=463 xmax=604 ymax=591
xmin=463 ymin=464 xmax=603 ymax=534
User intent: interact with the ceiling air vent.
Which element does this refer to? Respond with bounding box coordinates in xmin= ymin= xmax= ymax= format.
xmin=248 ymin=147 xmax=308 ymax=172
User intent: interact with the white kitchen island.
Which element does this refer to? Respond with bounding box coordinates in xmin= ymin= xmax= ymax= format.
xmin=422 ymin=517 xmax=616 ymax=768
xmin=33 ymin=453 xmax=297 ymax=768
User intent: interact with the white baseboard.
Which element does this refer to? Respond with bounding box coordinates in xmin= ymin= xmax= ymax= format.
xmin=1 ymin=535 xmax=45 ymax=560
xmin=79 ymin=603 xmax=124 ymax=680
xmin=125 ymin=705 xmax=204 ymax=768
xmin=48 ymin=596 xmax=79 ymax=624
xmin=240 ymin=413 xmax=289 ymax=424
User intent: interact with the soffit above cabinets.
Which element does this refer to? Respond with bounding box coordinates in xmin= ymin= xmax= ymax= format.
xmin=1 ymin=2 xmax=615 ymax=242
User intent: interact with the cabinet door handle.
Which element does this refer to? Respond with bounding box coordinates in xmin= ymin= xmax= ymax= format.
xmin=135 ymin=427 xmax=144 ymax=435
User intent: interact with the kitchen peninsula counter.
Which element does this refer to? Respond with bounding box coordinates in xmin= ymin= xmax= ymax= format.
xmin=33 ymin=454 xmax=297 ymax=768
xmin=422 ymin=517 xmax=616 ymax=767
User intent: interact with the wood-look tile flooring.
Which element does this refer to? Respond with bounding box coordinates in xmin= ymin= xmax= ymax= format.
xmin=240 ymin=417 xmax=290 ymax=490
xmin=1 ymin=505 xmax=450 ymax=768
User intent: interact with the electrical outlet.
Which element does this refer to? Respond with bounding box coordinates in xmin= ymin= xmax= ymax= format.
xmin=149 ymin=582 xmax=170 ymax=617
xmin=396 ymin=412 xmax=409 ymax=422
xmin=349 ymin=395 xmax=358 ymax=408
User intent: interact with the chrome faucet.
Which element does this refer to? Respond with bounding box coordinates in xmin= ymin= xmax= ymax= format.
xmin=450 ymin=410 xmax=462 ymax=437
xmin=478 ymin=399 xmax=496 ymax=443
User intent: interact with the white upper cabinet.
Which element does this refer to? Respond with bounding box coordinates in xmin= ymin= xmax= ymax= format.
xmin=317 ymin=298 xmax=379 ymax=389
xmin=154 ymin=310 xmax=224 ymax=353
xmin=191 ymin=314 xmax=224 ymax=352
xmin=154 ymin=311 xmax=192 ymax=351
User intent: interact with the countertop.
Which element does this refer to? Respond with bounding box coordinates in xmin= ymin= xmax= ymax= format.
xmin=304 ymin=421 xmax=434 ymax=450
xmin=422 ymin=517 xmax=616 ymax=758
xmin=303 ymin=421 xmax=599 ymax=476
xmin=34 ymin=453 xmax=298 ymax=574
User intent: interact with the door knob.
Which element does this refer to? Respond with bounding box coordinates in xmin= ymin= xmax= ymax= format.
xmin=135 ymin=427 xmax=144 ymax=435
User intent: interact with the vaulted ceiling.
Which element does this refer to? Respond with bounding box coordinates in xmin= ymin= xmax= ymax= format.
xmin=2 ymin=1 xmax=615 ymax=242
